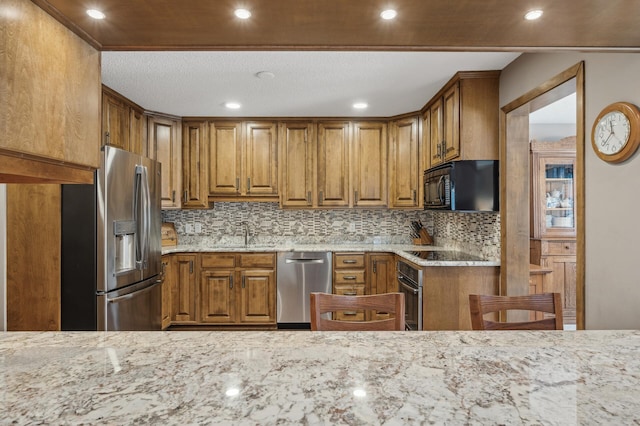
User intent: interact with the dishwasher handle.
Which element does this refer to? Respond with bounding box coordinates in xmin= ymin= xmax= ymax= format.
xmin=285 ymin=258 xmax=325 ymax=264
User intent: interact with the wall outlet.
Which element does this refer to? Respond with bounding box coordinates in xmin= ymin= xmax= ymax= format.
xmin=194 ymin=223 xmax=202 ymax=233
xmin=348 ymin=223 xmax=356 ymax=232
xmin=185 ymin=223 xmax=194 ymax=233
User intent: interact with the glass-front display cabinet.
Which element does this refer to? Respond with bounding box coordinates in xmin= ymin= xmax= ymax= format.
xmin=530 ymin=138 xmax=577 ymax=238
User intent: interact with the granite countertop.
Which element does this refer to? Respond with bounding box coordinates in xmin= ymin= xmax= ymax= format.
xmin=162 ymin=243 xmax=500 ymax=267
xmin=2 ymin=330 xmax=639 ymax=424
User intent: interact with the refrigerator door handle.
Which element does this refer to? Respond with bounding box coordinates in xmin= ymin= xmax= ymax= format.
xmin=135 ymin=165 xmax=151 ymax=270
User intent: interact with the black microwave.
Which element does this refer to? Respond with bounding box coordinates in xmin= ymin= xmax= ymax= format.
xmin=424 ymin=160 xmax=499 ymax=211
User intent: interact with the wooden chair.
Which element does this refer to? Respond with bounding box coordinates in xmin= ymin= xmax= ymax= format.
xmin=310 ymin=292 xmax=405 ymax=331
xmin=469 ymin=293 xmax=564 ymax=330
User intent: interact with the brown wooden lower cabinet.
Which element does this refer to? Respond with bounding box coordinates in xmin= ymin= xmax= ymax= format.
xmin=367 ymin=253 xmax=397 ymax=320
xmin=528 ymin=263 xmax=554 ymax=321
xmin=422 ymin=266 xmax=500 ymax=330
xmin=165 ymin=252 xmax=276 ymax=328
xmin=170 ymin=254 xmax=198 ymax=324
xmin=161 ymin=255 xmax=172 ymax=330
xmin=332 ymin=252 xmax=397 ymax=322
xmin=530 ymin=238 xmax=576 ymax=326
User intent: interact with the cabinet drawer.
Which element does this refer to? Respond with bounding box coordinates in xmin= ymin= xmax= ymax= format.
xmin=544 ymin=241 xmax=576 ymax=255
xmin=333 ymin=284 xmax=366 ymax=321
xmin=239 ymin=253 xmax=276 ymax=268
xmin=334 ymin=253 xmax=365 ymax=269
xmin=334 ymin=270 xmax=365 ymax=284
xmin=201 ymin=253 xmax=236 ymax=269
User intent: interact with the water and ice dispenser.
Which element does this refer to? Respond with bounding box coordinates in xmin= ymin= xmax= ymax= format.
xmin=114 ymin=220 xmax=137 ymax=273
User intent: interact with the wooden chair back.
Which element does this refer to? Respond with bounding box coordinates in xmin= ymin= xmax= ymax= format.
xmin=310 ymin=292 xmax=405 ymax=331
xmin=469 ymin=293 xmax=564 ymax=330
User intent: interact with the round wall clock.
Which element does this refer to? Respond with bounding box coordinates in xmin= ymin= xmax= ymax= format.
xmin=591 ymin=101 xmax=640 ymax=163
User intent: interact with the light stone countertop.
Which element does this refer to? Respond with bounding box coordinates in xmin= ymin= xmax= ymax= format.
xmin=2 ymin=330 xmax=639 ymax=424
xmin=162 ymin=243 xmax=500 ymax=267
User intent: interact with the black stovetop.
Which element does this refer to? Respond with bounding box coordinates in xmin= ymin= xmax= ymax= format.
xmin=404 ymin=250 xmax=484 ymax=261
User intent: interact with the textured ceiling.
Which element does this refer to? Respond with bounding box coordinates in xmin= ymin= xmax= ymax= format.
xmin=101 ymin=51 xmax=520 ymax=117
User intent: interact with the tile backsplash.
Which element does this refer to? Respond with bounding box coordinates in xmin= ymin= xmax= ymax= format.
xmin=162 ymin=203 xmax=500 ymax=260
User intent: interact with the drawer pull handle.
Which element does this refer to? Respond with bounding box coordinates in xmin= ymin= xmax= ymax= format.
xmin=344 ymin=291 xmax=357 ymax=296
xmin=343 ymin=311 xmax=357 ymax=315
xmin=343 ymin=276 xmax=357 ymax=280
xmin=342 ymin=259 xmax=357 ymax=264
xmin=565 ymin=245 xmax=570 ymax=249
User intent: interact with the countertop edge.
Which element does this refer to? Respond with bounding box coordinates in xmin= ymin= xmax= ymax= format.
xmin=161 ymin=244 xmax=500 ymax=267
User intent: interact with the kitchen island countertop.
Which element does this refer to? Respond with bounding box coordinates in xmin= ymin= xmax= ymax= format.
xmin=162 ymin=243 xmax=500 ymax=267
xmin=2 ymin=330 xmax=639 ymax=424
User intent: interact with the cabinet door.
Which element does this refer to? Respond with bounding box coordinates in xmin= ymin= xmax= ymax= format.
xmin=171 ymin=254 xmax=197 ymax=323
xmin=541 ymin=255 xmax=576 ymax=326
xmin=182 ymin=121 xmax=209 ymax=208
xmin=422 ymin=109 xmax=431 ymax=177
xmin=209 ymin=121 xmax=242 ymax=196
xmin=429 ymin=100 xmax=444 ymax=166
xmin=352 ymin=121 xmax=388 ymax=207
xmin=245 ymin=122 xmax=278 ymax=196
xmin=129 ymin=107 xmax=145 ymax=155
xmin=280 ymin=122 xmax=315 ymax=208
xmin=368 ymin=254 xmax=398 ymax=321
xmin=161 ymin=255 xmax=173 ymax=330
xmin=102 ymin=92 xmax=129 ymax=150
xmin=238 ymin=270 xmax=276 ymax=324
xmin=443 ymin=83 xmax=460 ymax=161
xmin=389 ymin=116 xmax=419 ymax=208
xmin=537 ymin=156 xmax=576 ymax=238
xmin=317 ymin=121 xmax=351 ymax=207
xmin=199 ymin=270 xmax=235 ymax=323
xmin=149 ymin=115 xmax=181 ymax=209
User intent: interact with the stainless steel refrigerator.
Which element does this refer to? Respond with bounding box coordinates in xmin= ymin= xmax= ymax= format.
xmin=61 ymin=146 xmax=162 ymax=330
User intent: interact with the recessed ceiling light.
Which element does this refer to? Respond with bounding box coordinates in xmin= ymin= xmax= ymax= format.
xmin=86 ymin=9 xmax=105 ymax=20
xmin=234 ymin=8 xmax=251 ymax=19
xmin=353 ymin=102 xmax=368 ymax=109
xmin=255 ymin=71 xmax=275 ymax=79
xmin=225 ymin=102 xmax=241 ymax=109
xmin=524 ymin=9 xmax=543 ymax=20
xmin=380 ymin=9 xmax=397 ymax=20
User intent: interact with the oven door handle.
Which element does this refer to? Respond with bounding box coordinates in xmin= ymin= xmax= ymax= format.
xmin=398 ymin=276 xmax=419 ymax=295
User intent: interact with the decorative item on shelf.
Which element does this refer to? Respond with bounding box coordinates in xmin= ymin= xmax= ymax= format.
xmin=161 ymin=222 xmax=178 ymax=246
xmin=591 ymin=101 xmax=640 ymax=163
xmin=410 ymin=221 xmax=433 ymax=245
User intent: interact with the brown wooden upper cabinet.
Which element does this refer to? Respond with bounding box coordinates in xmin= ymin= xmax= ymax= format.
xmin=209 ymin=121 xmax=278 ymax=201
xmin=148 ymin=114 xmax=182 ymax=209
xmin=279 ymin=121 xmax=351 ymax=208
xmin=352 ymin=121 xmax=388 ymax=208
xmin=425 ymin=71 xmax=500 ymax=169
xmin=102 ymin=87 xmax=146 ymax=155
xmin=182 ymin=121 xmax=209 ymax=209
xmin=388 ymin=116 xmax=420 ymax=209
xmin=281 ymin=121 xmax=388 ymax=208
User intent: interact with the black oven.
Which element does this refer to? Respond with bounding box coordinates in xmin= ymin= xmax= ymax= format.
xmin=397 ymin=260 xmax=423 ymax=331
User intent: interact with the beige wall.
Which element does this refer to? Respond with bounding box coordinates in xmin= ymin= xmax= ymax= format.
xmin=500 ymin=52 xmax=640 ymax=329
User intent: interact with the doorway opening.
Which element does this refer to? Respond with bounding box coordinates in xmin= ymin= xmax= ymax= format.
xmin=500 ymin=62 xmax=585 ymax=329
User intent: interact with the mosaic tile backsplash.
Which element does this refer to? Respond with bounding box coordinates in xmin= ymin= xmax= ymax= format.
xmin=162 ymin=203 xmax=500 ymax=260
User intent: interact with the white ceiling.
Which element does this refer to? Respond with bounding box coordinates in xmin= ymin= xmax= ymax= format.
xmin=529 ymin=93 xmax=577 ymax=124
xmin=101 ymin=51 xmax=521 ymax=118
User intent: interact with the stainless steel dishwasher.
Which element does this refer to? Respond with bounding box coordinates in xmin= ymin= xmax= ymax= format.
xmin=277 ymin=252 xmax=332 ymax=329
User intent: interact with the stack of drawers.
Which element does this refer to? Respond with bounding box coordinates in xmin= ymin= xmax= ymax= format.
xmin=333 ymin=252 xmax=366 ymax=321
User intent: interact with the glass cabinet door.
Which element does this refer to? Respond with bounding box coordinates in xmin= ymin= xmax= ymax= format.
xmin=540 ymin=157 xmax=575 ymax=237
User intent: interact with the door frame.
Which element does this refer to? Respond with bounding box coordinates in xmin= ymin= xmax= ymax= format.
xmin=499 ymin=62 xmax=585 ymax=329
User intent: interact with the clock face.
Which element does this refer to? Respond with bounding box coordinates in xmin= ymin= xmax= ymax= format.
xmin=594 ymin=111 xmax=631 ymax=155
